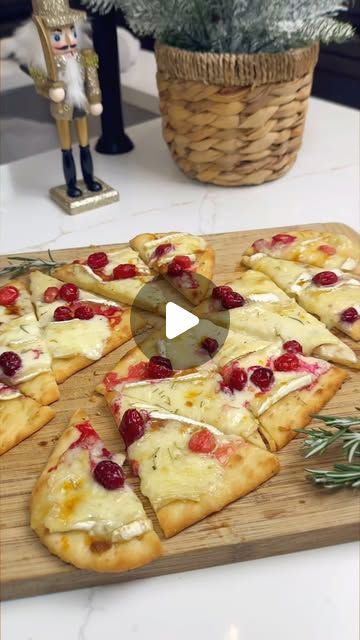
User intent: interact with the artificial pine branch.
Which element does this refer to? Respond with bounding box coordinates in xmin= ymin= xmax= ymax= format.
xmin=81 ymin=0 xmax=355 ymax=53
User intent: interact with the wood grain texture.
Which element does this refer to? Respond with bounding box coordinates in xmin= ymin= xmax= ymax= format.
xmin=0 ymin=222 xmax=359 ymax=600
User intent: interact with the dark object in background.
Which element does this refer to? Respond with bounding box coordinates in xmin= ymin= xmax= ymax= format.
xmin=90 ymin=9 xmax=134 ymax=155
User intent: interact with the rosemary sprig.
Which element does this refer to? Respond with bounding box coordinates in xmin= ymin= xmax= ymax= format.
xmin=0 ymin=250 xmax=65 ymax=279
xmin=305 ymin=464 xmax=360 ymax=489
xmin=296 ymin=411 xmax=360 ymax=489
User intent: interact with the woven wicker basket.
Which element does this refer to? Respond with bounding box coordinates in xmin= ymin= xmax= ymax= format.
xmin=155 ymin=42 xmax=319 ymax=186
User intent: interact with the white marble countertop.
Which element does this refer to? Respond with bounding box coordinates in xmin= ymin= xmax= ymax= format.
xmin=0 ymin=97 xmax=359 ymax=640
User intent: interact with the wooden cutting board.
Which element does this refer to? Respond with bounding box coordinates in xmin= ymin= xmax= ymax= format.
xmin=1 ymin=222 xmax=359 ymax=600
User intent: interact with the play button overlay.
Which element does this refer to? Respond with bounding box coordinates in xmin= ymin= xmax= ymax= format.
xmin=130 ymin=273 xmax=230 ymax=370
xmin=165 ymin=302 xmax=199 ymax=339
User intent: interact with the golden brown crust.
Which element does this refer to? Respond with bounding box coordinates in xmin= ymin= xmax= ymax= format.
xmin=0 ymin=395 xmax=54 ymax=456
xmin=19 ymin=371 xmax=60 ymax=405
xmin=156 ymin=443 xmax=280 ymax=537
xmin=339 ymin=320 xmax=360 ymax=342
xmin=30 ymin=409 xmax=162 ymax=572
xmin=259 ymin=367 xmax=348 ymax=450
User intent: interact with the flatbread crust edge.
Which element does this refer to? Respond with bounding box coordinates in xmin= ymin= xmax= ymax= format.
xmin=258 ymin=366 xmax=348 ymax=451
xmin=0 ymin=396 xmax=55 ymax=455
xmin=51 ymin=308 xmax=145 ymax=384
xmin=30 ymin=409 xmax=162 ymax=572
xmin=156 ymin=442 xmax=280 ymax=538
xmin=19 ymin=371 xmax=60 ymax=405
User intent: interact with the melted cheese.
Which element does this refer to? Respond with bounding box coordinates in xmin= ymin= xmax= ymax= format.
xmin=44 ymin=448 xmax=152 ymax=542
xmin=143 ymin=233 xmax=207 ymax=267
xmin=44 ymin=316 xmax=110 ymax=360
xmin=247 ymin=230 xmax=360 ymax=272
xmin=128 ymin=419 xmax=230 ymax=509
xmin=0 ymin=304 xmax=52 ymax=383
xmin=0 ymin=382 xmax=21 ymax=400
xmin=234 ymin=343 xmax=330 ymax=417
xmin=122 ymin=372 xmax=258 ymax=438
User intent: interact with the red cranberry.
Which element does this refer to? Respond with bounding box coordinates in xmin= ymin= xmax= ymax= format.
xmin=212 ymin=286 xmax=232 ymax=300
xmin=274 ymin=353 xmax=300 ymax=372
xmin=74 ymin=305 xmax=95 ymax=320
xmin=312 ymin=271 xmax=339 ymax=287
xmin=201 ymin=337 xmax=218 ymax=355
xmin=167 ymin=255 xmax=192 ymax=277
xmin=93 ymin=460 xmax=125 ymax=490
xmin=0 ymin=285 xmax=19 ymax=306
xmin=113 ymin=264 xmax=137 ymax=279
xmin=43 ymin=286 xmax=59 ymax=303
xmin=221 ymin=291 xmax=245 ymax=309
xmin=59 ymin=283 xmax=79 ymax=302
xmin=148 ymin=355 xmax=173 ymax=379
xmin=250 ymin=367 xmax=274 ymax=392
xmin=283 ymin=340 xmax=303 ymax=354
xmin=87 ymin=252 xmax=109 ymax=270
xmin=53 ymin=306 xmax=73 ymax=321
xmin=228 ymin=367 xmax=248 ymax=392
xmin=188 ymin=428 xmax=216 ymax=453
xmin=0 ymin=351 xmax=22 ymax=377
xmin=272 ymin=233 xmax=296 ymax=245
xmin=341 ymin=307 xmax=359 ymax=324
xmin=167 ymin=261 xmax=183 ymax=277
xmin=120 ymin=409 xmax=145 ymax=448
xmin=318 ymin=244 xmax=336 ymax=255
xmin=154 ymin=243 xmax=173 ymax=258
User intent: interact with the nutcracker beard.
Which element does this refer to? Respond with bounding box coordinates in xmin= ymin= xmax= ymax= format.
xmin=59 ymin=54 xmax=87 ymax=110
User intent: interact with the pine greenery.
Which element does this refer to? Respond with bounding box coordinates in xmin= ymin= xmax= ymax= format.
xmin=82 ymin=0 xmax=354 ymax=53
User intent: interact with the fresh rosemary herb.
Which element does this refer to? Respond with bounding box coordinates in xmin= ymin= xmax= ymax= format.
xmin=0 ymin=250 xmax=65 ymax=279
xmin=296 ymin=411 xmax=360 ymax=489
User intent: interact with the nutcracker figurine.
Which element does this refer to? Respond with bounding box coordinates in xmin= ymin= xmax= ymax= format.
xmin=28 ymin=0 xmax=118 ymax=213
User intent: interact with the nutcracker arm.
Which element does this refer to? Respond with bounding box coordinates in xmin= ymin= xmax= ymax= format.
xmin=82 ymin=48 xmax=102 ymax=106
xmin=28 ymin=65 xmax=64 ymax=100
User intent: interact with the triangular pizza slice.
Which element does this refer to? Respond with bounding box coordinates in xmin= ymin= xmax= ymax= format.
xmin=194 ymin=269 xmax=359 ymax=368
xmin=31 ymin=410 xmax=162 ymax=571
xmin=0 ymin=382 xmax=54 ymax=455
xmin=111 ymin=404 xmax=279 ymax=537
xmin=99 ymin=321 xmax=277 ymax=448
xmin=219 ymin=341 xmax=347 ymax=450
xmin=244 ymin=228 xmax=360 ymax=274
xmin=54 ymin=245 xmax=192 ymax=315
xmin=0 ymin=280 xmax=59 ymax=404
xmin=130 ymin=232 xmax=214 ymax=305
xmin=243 ymin=254 xmax=360 ymax=341
xmin=29 ymin=271 xmax=150 ymax=383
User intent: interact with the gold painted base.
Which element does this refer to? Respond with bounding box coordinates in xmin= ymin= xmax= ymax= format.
xmin=49 ymin=179 xmax=119 ymax=215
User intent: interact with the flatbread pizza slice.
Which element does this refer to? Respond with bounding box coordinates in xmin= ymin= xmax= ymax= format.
xmin=0 ymin=382 xmax=54 ymax=455
xmin=29 ymin=271 xmax=149 ymax=384
xmin=194 ymin=269 xmax=359 ymax=368
xmin=30 ymin=409 xmax=162 ymax=572
xmin=220 ymin=341 xmax=347 ymax=450
xmin=112 ymin=405 xmax=279 ymax=537
xmin=244 ymin=228 xmax=360 ymax=274
xmin=0 ymin=281 xmax=59 ymax=404
xmin=130 ymin=232 xmax=214 ymax=305
xmin=243 ymin=254 xmax=360 ymax=341
xmin=99 ymin=321 xmax=277 ymax=447
xmin=54 ymin=246 xmax=192 ymax=316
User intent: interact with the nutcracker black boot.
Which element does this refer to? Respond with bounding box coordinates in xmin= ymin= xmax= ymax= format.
xmin=62 ymin=149 xmax=82 ymax=198
xmin=80 ymin=145 xmax=102 ymax=192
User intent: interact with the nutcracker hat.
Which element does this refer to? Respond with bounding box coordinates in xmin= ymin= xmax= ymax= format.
xmin=32 ymin=0 xmax=86 ymax=28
